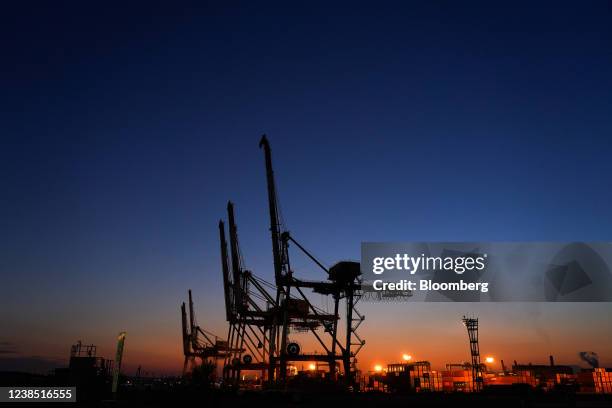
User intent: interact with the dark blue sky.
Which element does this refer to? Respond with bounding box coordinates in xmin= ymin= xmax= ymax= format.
xmin=1 ymin=2 xmax=611 ymax=373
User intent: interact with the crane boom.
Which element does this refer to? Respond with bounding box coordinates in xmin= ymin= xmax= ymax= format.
xmin=219 ymin=220 xmax=234 ymax=322
xmin=227 ymin=201 xmax=244 ymax=313
xmin=259 ymin=135 xmax=284 ymax=284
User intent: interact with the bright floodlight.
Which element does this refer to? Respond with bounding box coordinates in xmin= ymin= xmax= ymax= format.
xmin=402 ymin=354 xmax=412 ymax=361
xmin=308 ymin=363 xmax=316 ymax=370
xmin=485 ymin=356 xmax=494 ymax=364
xmin=374 ymin=364 xmax=383 ymax=372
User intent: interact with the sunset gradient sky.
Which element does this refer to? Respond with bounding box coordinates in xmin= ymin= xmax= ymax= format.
xmin=2 ymin=2 xmax=612 ymax=375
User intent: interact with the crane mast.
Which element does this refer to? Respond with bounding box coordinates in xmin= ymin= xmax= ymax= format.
xmin=259 ymin=135 xmax=293 ymax=382
xmin=259 ymin=135 xmax=285 ymax=284
xmin=227 ymin=201 xmax=244 ymax=313
xmin=219 ymin=220 xmax=234 ymax=322
xmin=188 ymin=290 xmax=197 ymax=351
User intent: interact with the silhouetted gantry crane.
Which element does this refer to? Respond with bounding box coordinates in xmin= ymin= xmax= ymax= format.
xmin=180 ymin=290 xmax=230 ymax=376
xmin=218 ymin=136 xmax=365 ymax=388
xmin=219 ymin=202 xmax=278 ymax=384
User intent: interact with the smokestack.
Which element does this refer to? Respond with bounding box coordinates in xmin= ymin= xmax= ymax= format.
xmin=501 ymin=359 xmax=507 ymax=373
xmin=513 ymin=360 xmax=518 ymax=367
xmin=549 ymin=355 xmax=555 ymax=367
xmin=579 ymin=352 xmax=599 ymax=368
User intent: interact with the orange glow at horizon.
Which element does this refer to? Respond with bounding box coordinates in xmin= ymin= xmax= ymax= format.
xmin=9 ymin=303 xmax=610 ymax=376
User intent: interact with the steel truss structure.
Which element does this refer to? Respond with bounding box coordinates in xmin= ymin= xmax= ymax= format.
xmin=462 ymin=316 xmax=483 ymax=392
xmin=181 ymin=290 xmax=229 ymax=376
xmin=218 ymin=136 xmax=365 ymax=387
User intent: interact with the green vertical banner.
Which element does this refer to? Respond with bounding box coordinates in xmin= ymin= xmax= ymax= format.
xmin=112 ymin=332 xmax=126 ymax=396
